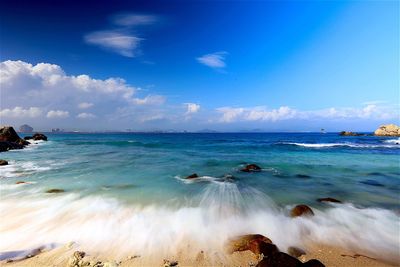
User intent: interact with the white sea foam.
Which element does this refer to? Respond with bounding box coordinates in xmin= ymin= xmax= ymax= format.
xmin=0 ymin=183 xmax=398 ymax=263
xmin=384 ymin=138 xmax=400 ymax=144
xmin=0 ymin=161 xmax=51 ymax=178
xmin=284 ymin=142 xmax=399 ymax=149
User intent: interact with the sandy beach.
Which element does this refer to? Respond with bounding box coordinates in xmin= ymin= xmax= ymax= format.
xmin=1 ymin=242 xmax=398 ymax=267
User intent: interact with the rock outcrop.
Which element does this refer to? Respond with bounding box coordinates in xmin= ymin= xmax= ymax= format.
xmin=339 ymin=131 xmax=365 ymax=136
xmin=0 ymin=126 xmax=29 ymax=152
xmin=374 ymin=124 xmax=400 ymax=136
xmin=0 ymin=159 xmax=8 ymax=166
xmin=186 ymin=173 xmax=199 ymax=179
xmin=32 ymin=133 xmax=48 ymax=141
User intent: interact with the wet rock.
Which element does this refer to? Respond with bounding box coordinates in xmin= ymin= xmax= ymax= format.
xmin=288 ymin=247 xmax=306 ymax=258
xmin=186 ymin=173 xmax=199 ymax=179
xmin=0 ymin=141 xmax=25 ymax=152
xmin=16 ymin=181 xmax=27 ymax=184
xmin=33 ymin=133 xmax=48 ymax=141
xmin=360 ymin=179 xmax=384 ymax=187
xmin=374 ymin=124 xmax=400 ymax=136
xmin=24 ymin=136 xmax=33 ymax=140
xmin=226 ymin=234 xmax=272 ymax=254
xmin=290 ymin=205 xmax=314 ymax=218
xmin=46 ymin=189 xmax=65 ymax=193
xmin=241 ymin=164 xmax=262 ymax=172
xmin=317 ymin=197 xmax=342 ymax=203
xmin=256 ymin=252 xmax=302 ymax=267
xmin=250 ymin=241 xmax=279 ymax=256
xmin=303 ymin=259 xmax=325 ymax=267
xmin=0 ymin=159 xmax=8 ymax=165
xmin=296 ymin=174 xmax=311 ymax=179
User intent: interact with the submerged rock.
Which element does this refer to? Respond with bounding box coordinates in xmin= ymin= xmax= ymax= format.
xmin=317 ymin=197 xmax=342 ymax=203
xmin=290 ymin=205 xmax=314 ymax=218
xmin=186 ymin=173 xmax=199 ymax=179
xmin=0 ymin=159 xmax=8 ymax=165
xmin=46 ymin=189 xmax=65 ymax=193
xmin=360 ymin=179 xmax=384 ymax=187
xmin=33 ymin=133 xmax=48 ymax=141
xmin=226 ymin=234 xmax=272 ymax=254
xmin=16 ymin=181 xmax=27 ymax=184
xmin=241 ymin=164 xmax=262 ymax=172
xmin=296 ymin=174 xmax=311 ymax=179
xmin=374 ymin=124 xmax=400 ymax=136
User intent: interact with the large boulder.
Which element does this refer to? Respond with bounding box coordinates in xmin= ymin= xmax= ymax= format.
xmin=0 ymin=126 xmax=29 ymax=152
xmin=0 ymin=159 xmax=8 ymax=166
xmin=256 ymin=252 xmax=302 ymax=267
xmin=374 ymin=124 xmax=400 ymax=136
xmin=33 ymin=133 xmax=48 ymax=141
xmin=0 ymin=141 xmax=25 ymax=152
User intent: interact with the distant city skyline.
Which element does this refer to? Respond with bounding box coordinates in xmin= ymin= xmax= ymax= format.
xmin=0 ymin=0 xmax=399 ymax=131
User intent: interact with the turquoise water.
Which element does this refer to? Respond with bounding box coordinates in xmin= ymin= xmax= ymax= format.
xmin=0 ymin=133 xmax=399 ymax=261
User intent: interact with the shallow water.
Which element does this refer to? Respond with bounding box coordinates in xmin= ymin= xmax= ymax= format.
xmin=0 ymin=133 xmax=399 ymax=261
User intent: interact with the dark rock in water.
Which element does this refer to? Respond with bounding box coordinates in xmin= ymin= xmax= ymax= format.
xmin=256 ymin=252 xmax=302 ymax=267
xmin=360 ymin=180 xmax=384 ymax=187
xmin=186 ymin=173 xmax=199 ymax=179
xmin=32 ymin=133 xmax=48 ymax=141
xmin=290 ymin=205 xmax=314 ymax=218
xmin=317 ymin=197 xmax=342 ymax=203
xmin=24 ymin=136 xmax=33 ymax=140
xmin=241 ymin=164 xmax=262 ymax=172
xmin=46 ymin=189 xmax=65 ymax=193
xmin=251 ymin=241 xmax=279 ymax=256
xmin=16 ymin=181 xmax=27 ymax=184
xmin=303 ymin=259 xmax=325 ymax=267
xmin=296 ymin=174 xmax=311 ymax=179
xmin=339 ymin=131 xmax=365 ymax=136
xmin=288 ymin=246 xmax=306 ymax=258
xmin=225 ymin=234 xmax=272 ymax=254
xmin=0 ymin=141 xmax=25 ymax=152
xmin=0 ymin=159 xmax=8 ymax=166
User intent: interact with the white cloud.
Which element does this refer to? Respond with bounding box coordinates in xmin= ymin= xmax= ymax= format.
xmin=0 ymin=107 xmax=42 ymax=118
xmin=196 ymin=51 xmax=228 ymax=69
xmin=185 ymin=103 xmax=200 ymax=114
xmin=84 ymin=31 xmax=143 ymax=57
xmin=77 ymin=112 xmax=96 ymax=119
xmin=78 ymin=102 xmax=94 ymax=109
xmin=46 ymin=110 xmax=69 ymax=118
xmin=216 ymin=104 xmax=398 ymax=123
xmin=113 ymin=14 xmax=158 ymax=26
xmin=131 ymin=95 xmax=166 ymax=105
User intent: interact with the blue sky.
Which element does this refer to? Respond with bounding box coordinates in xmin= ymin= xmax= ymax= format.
xmin=0 ymin=0 xmax=399 ymax=131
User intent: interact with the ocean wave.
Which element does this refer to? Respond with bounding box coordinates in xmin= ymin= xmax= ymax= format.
xmin=281 ymin=142 xmax=400 ymax=149
xmin=0 ymin=184 xmax=398 ymax=263
xmin=174 ymin=175 xmax=234 ymax=184
xmin=384 ymin=138 xmax=400 ymax=144
xmin=0 ymin=161 xmax=51 ymax=178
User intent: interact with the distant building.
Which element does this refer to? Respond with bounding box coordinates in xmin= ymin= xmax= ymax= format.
xmin=19 ymin=124 xmax=33 ymax=132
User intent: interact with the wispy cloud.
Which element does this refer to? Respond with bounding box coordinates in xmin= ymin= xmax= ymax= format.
xmin=46 ymin=110 xmax=70 ymax=119
xmin=197 ymin=51 xmax=228 ymax=69
xmin=84 ymin=31 xmax=143 ymax=57
xmin=84 ymin=13 xmax=159 ymax=57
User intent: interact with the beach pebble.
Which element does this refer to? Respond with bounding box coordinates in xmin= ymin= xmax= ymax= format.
xmin=288 ymin=247 xmax=306 ymax=258
xmin=290 ymin=205 xmax=314 ymax=218
xmin=0 ymin=159 xmax=8 ymax=165
xmin=46 ymin=188 xmax=65 ymax=193
xmin=163 ymin=259 xmax=178 ymax=266
xmin=241 ymin=164 xmax=262 ymax=172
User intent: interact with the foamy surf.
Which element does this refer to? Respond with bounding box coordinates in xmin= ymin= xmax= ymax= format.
xmin=282 ymin=142 xmax=400 ymax=149
xmin=0 ymin=183 xmax=398 ymax=263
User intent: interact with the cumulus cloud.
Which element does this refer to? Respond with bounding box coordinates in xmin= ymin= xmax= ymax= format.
xmin=77 ymin=112 xmax=96 ymax=119
xmin=0 ymin=107 xmax=42 ymax=118
xmin=84 ymin=31 xmax=143 ymax=57
xmin=0 ymin=60 xmax=166 ymax=126
xmin=185 ymin=103 xmax=200 ymax=114
xmin=78 ymin=102 xmax=94 ymax=109
xmin=196 ymin=51 xmax=228 ymax=69
xmin=46 ymin=110 xmax=69 ymax=118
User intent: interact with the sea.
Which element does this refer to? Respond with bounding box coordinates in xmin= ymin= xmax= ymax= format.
xmin=0 ymin=132 xmax=399 ymax=261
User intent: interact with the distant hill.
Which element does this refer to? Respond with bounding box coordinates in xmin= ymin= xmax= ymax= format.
xmin=19 ymin=124 xmax=33 ymax=133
